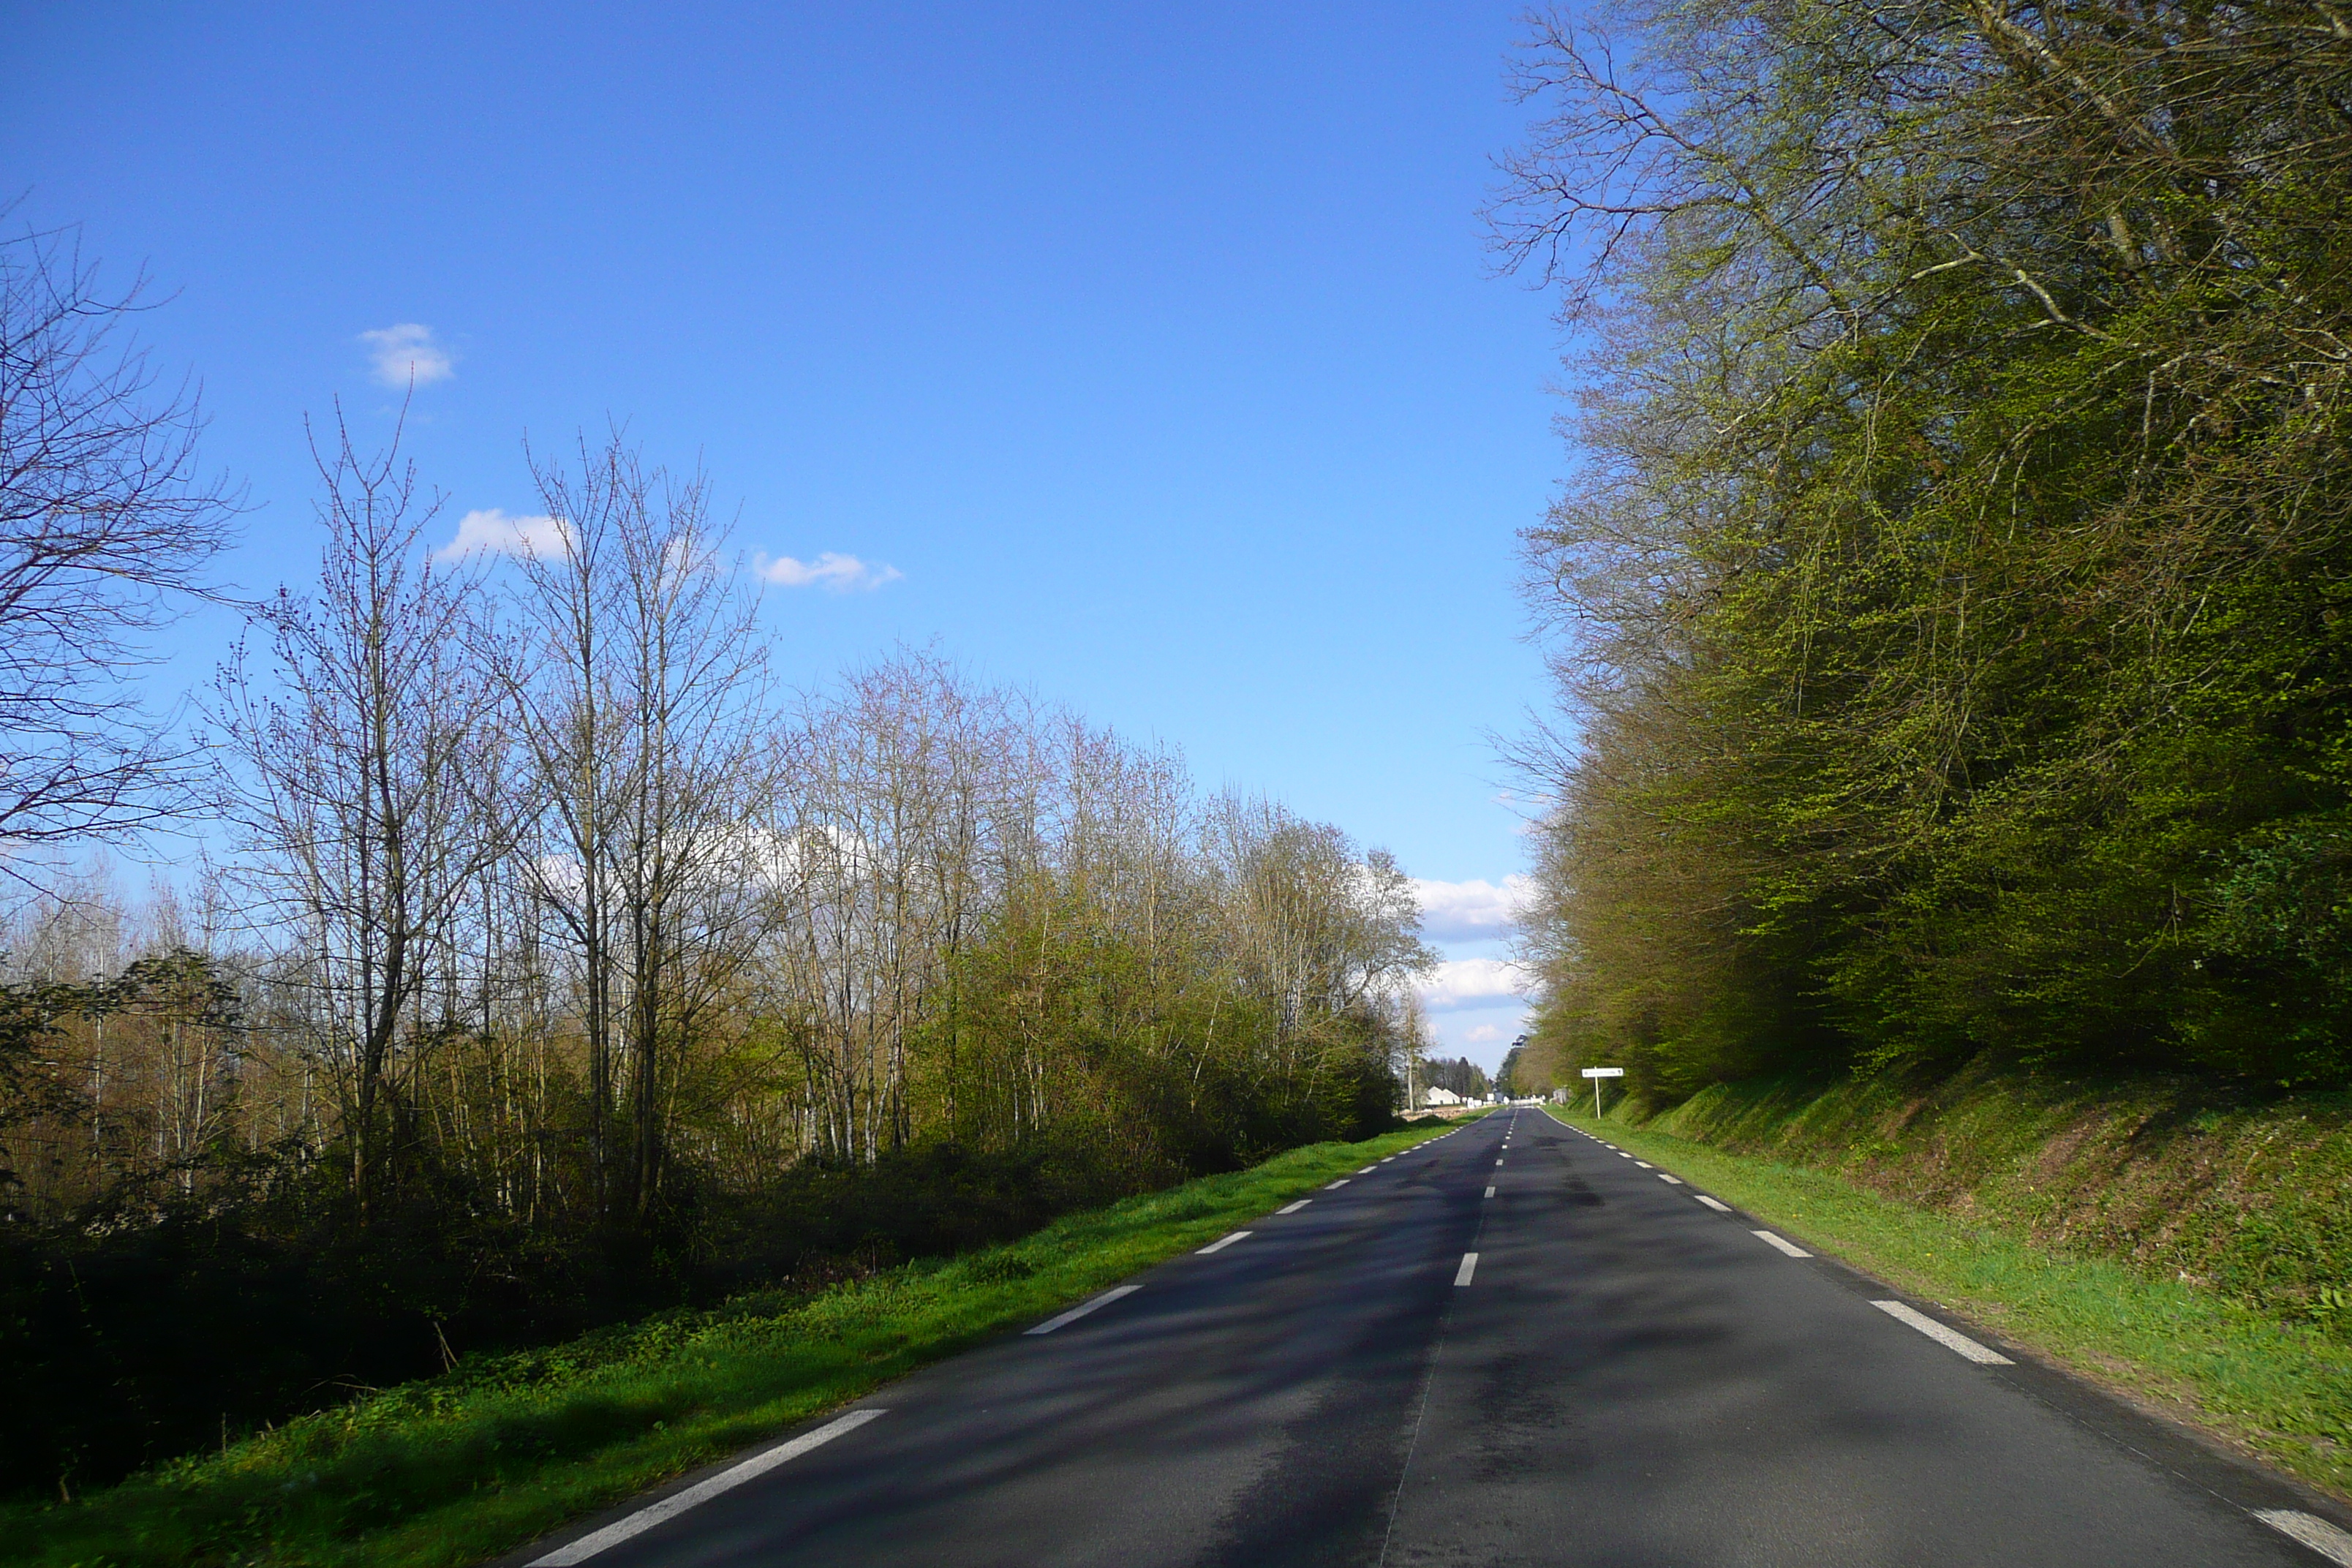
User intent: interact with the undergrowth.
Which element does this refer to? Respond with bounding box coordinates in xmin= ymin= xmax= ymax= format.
xmin=0 ymin=1121 xmax=1452 ymax=1568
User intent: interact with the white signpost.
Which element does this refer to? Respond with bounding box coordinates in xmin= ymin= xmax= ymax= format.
xmin=1580 ymin=1066 xmax=1625 ymax=1118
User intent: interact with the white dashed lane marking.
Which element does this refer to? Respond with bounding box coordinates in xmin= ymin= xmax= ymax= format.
xmin=1455 ymin=1252 xmax=1480 ymax=1286
xmin=2255 ymin=1511 xmax=2352 ymax=1566
xmin=1276 ymin=1199 xmax=1311 ymax=1215
xmin=1752 ymin=1230 xmax=1812 ymax=1257
xmin=1658 ymin=1174 xmax=1684 ymax=1185
xmin=529 ymin=1409 xmax=887 ymax=1564
xmin=1484 ymin=1186 xmax=1496 ymax=1199
xmin=1871 ymin=1300 xmax=2012 ymax=1365
xmin=1695 ymin=1194 xmax=1731 ymax=1212
xmin=1324 ymin=1178 xmax=1349 ymax=1189
xmin=1196 ymin=1230 xmax=1252 ymax=1255
xmin=1026 ymin=1286 xmax=1141 ymax=1337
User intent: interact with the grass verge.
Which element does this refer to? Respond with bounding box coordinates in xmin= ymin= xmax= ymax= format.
xmin=1548 ymin=1104 xmax=2352 ymax=1501
xmin=2 ymin=1123 xmax=1453 ymax=1568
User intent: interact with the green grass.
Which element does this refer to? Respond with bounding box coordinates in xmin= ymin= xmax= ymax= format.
xmin=1 ymin=1123 xmax=1457 ymax=1568
xmin=1548 ymin=1104 xmax=2352 ymax=1500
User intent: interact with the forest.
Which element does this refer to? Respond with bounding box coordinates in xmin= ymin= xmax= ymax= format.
xmin=1501 ymin=0 xmax=2352 ymax=1101
xmin=0 ymin=235 xmax=1434 ymax=1497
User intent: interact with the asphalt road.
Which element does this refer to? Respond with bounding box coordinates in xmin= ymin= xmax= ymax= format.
xmin=510 ymin=1109 xmax=2352 ymax=1567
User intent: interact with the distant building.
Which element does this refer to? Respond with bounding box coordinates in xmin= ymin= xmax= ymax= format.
xmin=1422 ymin=1085 xmax=1468 ymax=1107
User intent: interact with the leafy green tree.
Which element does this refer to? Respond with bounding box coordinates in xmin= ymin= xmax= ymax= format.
xmin=1501 ymin=0 xmax=2352 ymax=1094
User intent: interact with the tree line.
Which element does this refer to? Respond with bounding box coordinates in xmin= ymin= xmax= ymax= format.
xmin=0 ymin=227 xmax=1432 ymax=1495
xmin=1498 ymin=0 xmax=2352 ymax=1099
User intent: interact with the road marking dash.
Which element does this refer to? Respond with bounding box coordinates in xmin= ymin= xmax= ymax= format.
xmin=1870 ymin=1300 xmax=2011 ymax=1364
xmin=1276 ymin=1199 xmax=1311 ymax=1215
xmin=1633 ymin=1160 xmax=1652 ymax=1169
xmin=1455 ymin=1251 xmax=1479 ymax=1286
xmin=1495 ymin=1158 xmax=1504 ymax=1166
xmin=1324 ymin=1177 xmax=1350 ymax=1189
xmin=1658 ymin=1174 xmax=1684 ymax=1185
xmin=1484 ymin=1186 xmax=1496 ymax=1198
xmin=529 ymin=1409 xmax=887 ymax=1564
xmin=1752 ymin=1229 xmax=1812 ymax=1257
xmin=1026 ymin=1285 xmax=1141 ymax=1336
xmin=1196 ymin=1230 xmax=1252 ymax=1254
xmin=1694 ymin=1194 xmax=1731 ymax=1212
xmin=1357 ymin=1165 xmax=1377 ymax=1174
xmin=2255 ymin=1510 xmax=2352 ymax=1566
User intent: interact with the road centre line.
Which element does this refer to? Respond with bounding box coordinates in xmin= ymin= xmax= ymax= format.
xmin=1484 ymin=1186 xmax=1496 ymax=1199
xmin=1324 ymin=1178 xmax=1350 ymax=1189
xmin=1026 ymin=1286 xmax=1142 ymax=1337
xmin=1870 ymin=1300 xmax=2013 ymax=1365
xmin=1752 ymin=1230 xmax=1812 ymax=1258
xmin=1455 ymin=1252 xmax=1479 ymax=1286
xmin=1196 ymin=1230 xmax=1252 ymax=1254
xmin=1694 ymin=1194 xmax=1732 ymax=1212
xmin=1276 ymin=1199 xmax=1311 ymax=1215
xmin=1495 ymin=1159 xmax=1504 ymax=1167
xmin=2255 ymin=1510 xmax=2352 ymax=1566
xmin=529 ymin=1409 xmax=887 ymax=1565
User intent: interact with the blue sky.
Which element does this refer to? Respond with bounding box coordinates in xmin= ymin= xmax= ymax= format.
xmin=2 ymin=2 xmax=1566 ymax=1067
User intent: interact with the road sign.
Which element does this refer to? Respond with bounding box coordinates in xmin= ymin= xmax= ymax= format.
xmin=1580 ymin=1068 xmax=1624 ymax=1078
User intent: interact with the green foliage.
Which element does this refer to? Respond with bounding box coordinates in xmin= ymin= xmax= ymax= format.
xmin=1504 ymin=0 xmax=2352 ymax=1093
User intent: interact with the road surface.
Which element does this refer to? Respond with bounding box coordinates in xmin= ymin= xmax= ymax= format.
xmin=508 ymin=1109 xmax=2352 ymax=1567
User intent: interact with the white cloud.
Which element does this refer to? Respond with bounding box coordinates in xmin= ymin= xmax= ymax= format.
xmin=435 ymin=508 xmax=568 ymax=562
xmin=1463 ymin=1023 xmax=1507 ymax=1044
xmin=753 ymin=551 xmax=902 ymax=592
xmin=1417 ymin=957 xmax=1530 ymax=1011
xmin=360 ymin=323 xmax=456 ymax=388
xmin=1409 ymin=875 xmax=1534 ymax=943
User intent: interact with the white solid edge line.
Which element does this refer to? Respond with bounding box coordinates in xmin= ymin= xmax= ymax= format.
xmin=529 ymin=1409 xmax=887 ymax=1565
xmin=1025 ymin=1284 xmax=1142 ymax=1336
xmin=1870 ymin=1300 xmax=2012 ymax=1364
xmin=1455 ymin=1251 xmax=1479 ymax=1286
xmin=1694 ymin=1194 xmax=1731 ymax=1211
xmin=1752 ymin=1229 xmax=1812 ymax=1257
xmin=1277 ymin=1199 xmax=1311 ymax=1214
xmin=1197 ymin=1229 xmax=1253 ymax=1254
xmin=1484 ymin=1186 xmax=1496 ymax=1198
xmin=1324 ymin=1177 xmax=1350 ymax=1189
xmin=1658 ymin=1173 xmax=1684 ymax=1185
xmin=2256 ymin=1510 xmax=2352 ymax=1566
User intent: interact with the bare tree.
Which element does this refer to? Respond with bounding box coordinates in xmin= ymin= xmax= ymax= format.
xmin=498 ymin=433 xmax=771 ymax=1217
xmin=0 ymin=223 xmax=238 ymax=868
xmin=215 ymin=410 xmax=499 ymax=1218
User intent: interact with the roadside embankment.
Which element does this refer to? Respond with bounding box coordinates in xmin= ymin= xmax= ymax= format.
xmin=1633 ymin=1056 xmax=2352 ymax=1319
xmin=0 ymin=1122 xmax=1454 ymax=1568
xmin=1550 ymin=1061 xmax=2352 ymax=1499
